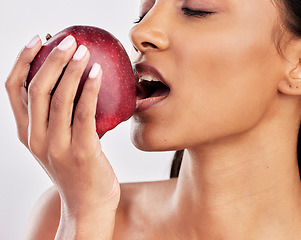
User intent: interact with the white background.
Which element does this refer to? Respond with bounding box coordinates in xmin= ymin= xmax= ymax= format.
xmin=0 ymin=1 xmax=174 ymax=239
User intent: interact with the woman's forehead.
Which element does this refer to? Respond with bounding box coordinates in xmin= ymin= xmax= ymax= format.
xmin=138 ymin=0 xmax=229 ymax=12
xmin=139 ymin=0 xmax=277 ymax=8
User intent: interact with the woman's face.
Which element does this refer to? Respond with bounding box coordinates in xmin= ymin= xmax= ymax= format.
xmin=130 ymin=0 xmax=286 ymax=151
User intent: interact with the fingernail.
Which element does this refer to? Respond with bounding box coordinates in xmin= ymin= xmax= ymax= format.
xmin=57 ymin=35 xmax=76 ymax=51
xmin=26 ymin=35 xmax=40 ymax=48
xmin=89 ymin=63 xmax=101 ymax=79
xmin=73 ymin=45 xmax=88 ymax=61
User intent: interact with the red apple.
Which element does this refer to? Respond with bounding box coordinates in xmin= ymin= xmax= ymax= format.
xmin=26 ymin=25 xmax=136 ymax=138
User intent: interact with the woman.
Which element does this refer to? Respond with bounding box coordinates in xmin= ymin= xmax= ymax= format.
xmin=5 ymin=0 xmax=301 ymax=239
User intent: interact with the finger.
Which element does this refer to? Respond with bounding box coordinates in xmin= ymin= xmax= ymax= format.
xmin=72 ymin=63 xmax=102 ymax=148
xmin=48 ymin=45 xmax=90 ymax=146
xmin=28 ymin=35 xmax=77 ymax=149
xmin=5 ymin=35 xmax=42 ymax=147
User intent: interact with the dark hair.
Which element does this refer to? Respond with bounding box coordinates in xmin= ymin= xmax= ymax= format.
xmin=170 ymin=0 xmax=301 ymax=179
xmin=170 ymin=149 xmax=184 ymax=178
xmin=278 ymin=0 xmax=301 ymax=37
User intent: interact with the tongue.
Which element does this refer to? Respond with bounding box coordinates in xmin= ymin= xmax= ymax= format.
xmin=137 ymin=80 xmax=170 ymax=100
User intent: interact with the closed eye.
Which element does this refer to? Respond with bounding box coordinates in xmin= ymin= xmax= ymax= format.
xmin=134 ymin=7 xmax=214 ymax=24
xmin=182 ymin=8 xmax=214 ymax=18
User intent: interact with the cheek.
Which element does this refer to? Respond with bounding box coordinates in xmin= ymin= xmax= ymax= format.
xmin=168 ymin=26 xmax=283 ymax=146
xmin=131 ymin=38 xmax=283 ymax=151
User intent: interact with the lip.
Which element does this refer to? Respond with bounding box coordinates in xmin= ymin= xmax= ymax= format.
xmin=132 ymin=62 xmax=170 ymax=87
xmin=132 ymin=62 xmax=170 ymax=113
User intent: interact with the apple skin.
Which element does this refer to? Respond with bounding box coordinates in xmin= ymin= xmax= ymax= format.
xmin=26 ymin=25 xmax=137 ymax=138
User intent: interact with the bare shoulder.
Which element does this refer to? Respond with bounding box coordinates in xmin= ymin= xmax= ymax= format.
xmin=22 ymin=179 xmax=177 ymax=240
xmin=23 ymin=186 xmax=61 ymax=240
xmin=114 ymin=178 xmax=177 ymax=240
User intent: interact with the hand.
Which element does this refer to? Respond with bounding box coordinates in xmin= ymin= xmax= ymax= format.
xmin=6 ymin=35 xmax=120 ymax=239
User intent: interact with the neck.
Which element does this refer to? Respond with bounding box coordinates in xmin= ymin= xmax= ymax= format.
xmin=171 ymin=115 xmax=301 ymax=239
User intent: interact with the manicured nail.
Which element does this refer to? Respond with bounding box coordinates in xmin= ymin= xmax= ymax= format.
xmin=89 ymin=63 xmax=101 ymax=79
xmin=26 ymin=35 xmax=40 ymax=48
xmin=57 ymin=35 xmax=76 ymax=51
xmin=73 ymin=45 xmax=88 ymax=61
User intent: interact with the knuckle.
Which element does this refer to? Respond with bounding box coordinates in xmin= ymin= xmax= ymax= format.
xmin=47 ymin=142 xmax=70 ymax=167
xmin=28 ymin=83 xmax=39 ymax=98
xmin=5 ymin=49 xmax=33 ymax=94
xmin=75 ymin=103 xmax=93 ymax=123
xmin=72 ymin=147 xmax=93 ymax=167
xmin=48 ymin=144 xmax=63 ymax=161
xmin=64 ymin=64 xmax=80 ymax=76
xmin=49 ymin=140 xmax=71 ymax=159
xmin=73 ymin=149 xmax=86 ymax=164
xmin=48 ymin=50 xmax=64 ymax=65
xmin=28 ymin=81 xmax=43 ymax=99
xmin=51 ymin=93 xmax=66 ymax=112
xmin=5 ymin=72 xmax=20 ymax=94
xmin=5 ymin=78 xmax=13 ymax=92
xmin=48 ymin=51 xmax=59 ymax=63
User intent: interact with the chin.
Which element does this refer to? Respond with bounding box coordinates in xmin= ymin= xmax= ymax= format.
xmin=130 ymin=128 xmax=164 ymax=152
xmin=130 ymin=120 xmax=183 ymax=152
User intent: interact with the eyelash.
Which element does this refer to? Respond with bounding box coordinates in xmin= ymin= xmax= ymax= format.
xmin=133 ymin=13 xmax=147 ymax=24
xmin=182 ymin=8 xmax=214 ymax=18
xmin=133 ymin=8 xmax=214 ymax=24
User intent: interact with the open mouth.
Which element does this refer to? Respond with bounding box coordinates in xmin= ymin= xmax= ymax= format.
xmin=136 ymin=75 xmax=170 ymax=100
xmin=133 ymin=63 xmax=171 ymax=112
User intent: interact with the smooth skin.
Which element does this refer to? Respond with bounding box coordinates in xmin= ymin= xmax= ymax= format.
xmin=6 ymin=36 xmax=120 ymax=239
xmin=5 ymin=0 xmax=301 ymax=239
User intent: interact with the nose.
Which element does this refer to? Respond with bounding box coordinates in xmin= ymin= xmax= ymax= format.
xmin=129 ymin=14 xmax=170 ymax=54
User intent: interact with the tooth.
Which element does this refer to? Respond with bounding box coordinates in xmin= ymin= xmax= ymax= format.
xmin=141 ymin=75 xmax=153 ymax=81
xmin=139 ymin=75 xmax=160 ymax=82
